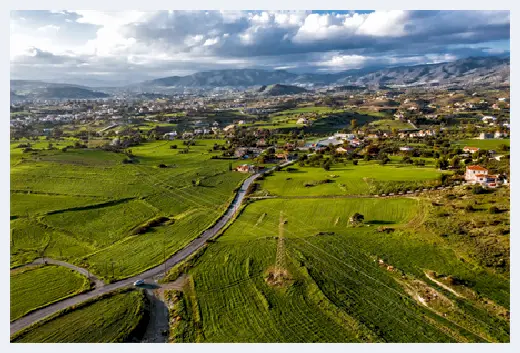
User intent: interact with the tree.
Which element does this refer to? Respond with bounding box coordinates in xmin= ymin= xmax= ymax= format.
xmin=450 ymin=156 xmax=460 ymax=169
xmin=350 ymin=119 xmax=357 ymax=129
xmin=436 ymin=157 xmax=449 ymax=170
xmin=350 ymin=213 xmax=364 ymax=225
xmin=353 ymin=160 xmax=358 ymax=166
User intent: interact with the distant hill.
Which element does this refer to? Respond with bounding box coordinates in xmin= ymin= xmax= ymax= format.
xmin=257 ymin=84 xmax=308 ymax=96
xmin=140 ymin=56 xmax=509 ymax=89
xmin=10 ymin=80 xmax=110 ymax=99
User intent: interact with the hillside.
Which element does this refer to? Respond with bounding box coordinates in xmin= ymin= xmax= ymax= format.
xmin=257 ymin=84 xmax=308 ymax=96
xmin=142 ymin=56 xmax=509 ymax=89
xmin=10 ymin=80 xmax=110 ymax=100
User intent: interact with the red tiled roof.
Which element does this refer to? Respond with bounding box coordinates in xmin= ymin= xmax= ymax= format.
xmin=467 ymin=165 xmax=488 ymax=171
xmin=463 ymin=146 xmax=480 ymax=150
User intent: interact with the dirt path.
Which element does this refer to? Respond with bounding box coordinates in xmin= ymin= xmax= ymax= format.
xmin=424 ymin=272 xmax=463 ymax=298
xmin=28 ymin=258 xmax=105 ymax=289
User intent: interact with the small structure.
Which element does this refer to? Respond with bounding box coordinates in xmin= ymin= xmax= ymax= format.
xmin=236 ymin=164 xmax=256 ymax=173
xmin=335 ymin=146 xmax=352 ymax=154
xmin=463 ymin=146 xmax=480 ymax=154
xmin=479 ymin=133 xmax=494 ymax=140
xmin=399 ymin=146 xmax=414 ymax=152
xmin=163 ymin=131 xmax=177 ymax=140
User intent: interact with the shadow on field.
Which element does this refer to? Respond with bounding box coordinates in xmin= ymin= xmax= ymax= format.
xmin=366 ymin=220 xmax=395 ymax=225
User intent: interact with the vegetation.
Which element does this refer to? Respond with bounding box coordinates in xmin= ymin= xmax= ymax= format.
xmin=11 ymin=289 xmax=148 ymax=343
xmin=10 ymin=265 xmax=90 ymax=321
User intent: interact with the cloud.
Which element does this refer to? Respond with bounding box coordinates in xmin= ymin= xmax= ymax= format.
xmin=9 ymin=10 xmax=510 ymax=84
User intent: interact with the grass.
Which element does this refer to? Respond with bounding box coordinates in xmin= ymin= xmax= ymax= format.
xmin=10 ymin=139 xmax=248 ymax=280
xmin=370 ymin=119 xmax=415 ymax=130
xmin=258 ymin=163 xmax=445 ymax=196
xmin=11 ymin=289 xmax=148 ymax=343
xmin=163 ymin=195 xmax=509 ymax=342
xmin=10 ymin=265 xmax=90 ymax=321
xmin=455 ymin=138 xmax=510 ymax=150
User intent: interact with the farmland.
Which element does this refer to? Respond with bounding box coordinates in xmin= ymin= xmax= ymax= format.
xmin=370 ymin=119 xmax=415 ymax=130
xmin=10 ymin=139 xmax=247 ymax=280
xmin=164 ymin=195 xmax=510 ymax=342
xmin=257 ymin=163 xmax=446 ymax=196
xmin=10 ymin=265 xmax=90 ymax=321
xmin=11 ymin=289 xmax=148 ymax=343
xmin=455 ymin=138 xmax=510 ymax=150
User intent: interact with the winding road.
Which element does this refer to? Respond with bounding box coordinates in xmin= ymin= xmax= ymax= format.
xmin=10 ymin=161 xmax=294 ymax=337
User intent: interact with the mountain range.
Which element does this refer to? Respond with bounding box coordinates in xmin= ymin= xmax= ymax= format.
xmin=144 ymin=56 xmax=509 ymax=89
xmin=10 ymin=56 xmax=510 ymax=100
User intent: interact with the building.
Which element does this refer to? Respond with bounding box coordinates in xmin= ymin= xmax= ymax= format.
xmin=163 ymin=131 xmax=178 ymax=140
xmin=465 ymin=165 xmax=501 ymax=188
xmin=236 ymin=164 xmax=256 ymax=173
xmin=479 ymin=133 xmax=494 ymax=140
xmin=335 ymin=146 xmax=352 ymax=154
xmin=296 ymin=117 xmax=311 ymax=125
xmin=482 ymin=116 xmax=497 ymax=124
xmin=463 ymin=146 xmax=480 ymax=154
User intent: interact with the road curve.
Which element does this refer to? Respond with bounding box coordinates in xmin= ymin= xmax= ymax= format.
xmin=10 ymin=163 xmax=292 ymax=337
xmin=17 ymin=258 xmax=105 ymax=289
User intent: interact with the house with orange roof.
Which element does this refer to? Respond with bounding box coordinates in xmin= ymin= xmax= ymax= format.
xmin=463 ymin=146 xmax=480 ymax=154
xmin=465 ymin=165 xmax=502 ymax=188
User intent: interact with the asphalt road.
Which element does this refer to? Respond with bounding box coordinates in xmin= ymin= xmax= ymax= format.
xmin=10 ymin=163 xmax=293 ymax=337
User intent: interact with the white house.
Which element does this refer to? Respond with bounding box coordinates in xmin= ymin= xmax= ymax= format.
xmin=163 ymin=131 xmax=177 ymax=140
xmin=482 ymin=116 xmax=497 ymax=124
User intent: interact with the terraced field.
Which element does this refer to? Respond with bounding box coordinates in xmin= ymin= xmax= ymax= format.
xmin=10 ymin=139 xmax=247 ymax=281
xmin=11 ymin=289 xmax=147 ymax=343
xmin=165 ymin=197 xmax=509 ymax=342
xmin=10 ymin=265 xmax=90 ymax=321
xmin=258 ymin=163 xmax=445 ymax=196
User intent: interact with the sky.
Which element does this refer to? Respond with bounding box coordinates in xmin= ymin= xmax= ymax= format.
xmin=10 ymin=10 xmax=510 ymax=86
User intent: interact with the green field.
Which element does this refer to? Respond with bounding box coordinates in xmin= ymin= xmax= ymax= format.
xmin=455 ymin=139 xmax=510 ymax=150
xmin=164 ymin=196 xmax=509 ymax=342
xmin=10 ymin=265 xmax=90 ymax=321
xmin=10 ymin=139 xmax=247 ymax=280
xmin=11 ymin=289 xmax=147 ymax=343
xmin=370 ymin=119 xmax=415 ymax=130
xmin=258 ymin=163 xmax=445 ymax=196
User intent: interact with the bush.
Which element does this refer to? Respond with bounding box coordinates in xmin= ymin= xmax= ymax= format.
xmin=352 ymin=160 xmax=358 ymax=166
xmin=472 ymin=185 xmax=486 ymax=195
xmin=489 ymin=206 xmax=499 ymax=214
xmin=158 ymin=164 xmax=167 ymax=168
xmin=170 ymin=145 xmax=178 ymax=149
xmin=464 ymin=204 xmax=475 ymax=212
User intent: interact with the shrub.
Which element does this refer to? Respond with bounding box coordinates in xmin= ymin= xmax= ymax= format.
xmin=488 ymin=206 xmax=499 ymax=214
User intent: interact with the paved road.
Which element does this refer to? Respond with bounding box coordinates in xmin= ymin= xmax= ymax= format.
xmin=10 ymin=163 xmax=292 ymax=337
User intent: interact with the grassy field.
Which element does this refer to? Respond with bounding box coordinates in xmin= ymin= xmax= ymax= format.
xmin=370 ymin=119 xmax=415 ymax=130
xmin=164 ymin=196 xmax=509 ymax=342
xmin=11 ymin=289 xmax=147 ymax=343
xmin=455 ymin=139 xmax=510 ymax=150
xmin=10 ymin=265 xmax=90 ymax=321
xmin=258 ymin=163 xmax=445 ymax=196
xmin=10 ymin=139 xmax=248 ymax=280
